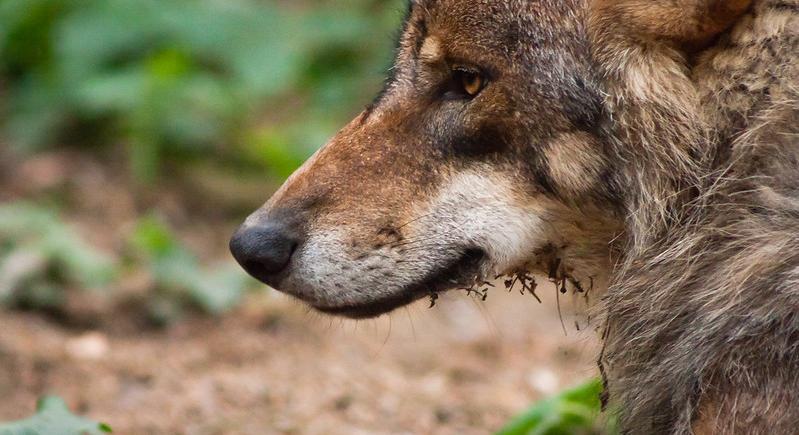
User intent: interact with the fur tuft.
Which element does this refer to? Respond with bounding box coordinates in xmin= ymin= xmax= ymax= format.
xmin=596 ymin=1 xmax=799 ymax=432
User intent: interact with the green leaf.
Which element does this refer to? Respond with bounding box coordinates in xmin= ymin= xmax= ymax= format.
xmin=0 ymin=396 xmax=112 ymax=435
xmin=129 ymin=215 xmax=180 ymax=258
xmin=497 ymin=378 xmax=617 ymax=435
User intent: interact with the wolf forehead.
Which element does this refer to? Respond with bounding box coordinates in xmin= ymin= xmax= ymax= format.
xmin=389 ymin=0 xmax=594 ymax=82
xmin=408 ymin=0 xmax=601 ymax=132
xmin=358 ymin=0 xmax=613 ymax=198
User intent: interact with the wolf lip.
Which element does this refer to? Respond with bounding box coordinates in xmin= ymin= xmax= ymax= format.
xmin=314 ymin=248 xmax=486 ymax=319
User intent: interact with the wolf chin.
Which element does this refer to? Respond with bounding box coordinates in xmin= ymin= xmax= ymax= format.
xmin=230 ymin=0 xmax=799 ymax=433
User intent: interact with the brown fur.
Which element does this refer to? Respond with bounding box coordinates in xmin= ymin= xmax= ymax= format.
xmin=595 ymin=0 xmax=799 ymax=433
xmin=593 ymin=0 xmax=752 ymax=51
xmin=232 ymin=0 xmax=799 ymax=432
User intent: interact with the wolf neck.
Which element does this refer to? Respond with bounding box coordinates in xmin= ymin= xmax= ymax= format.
xmin=593 ymin=0 xmax=799 ymax=257
xmin=598 ymin=1 xmax=799 ymax=432
xmin=590 ymin=27 xmax=712 ymax=255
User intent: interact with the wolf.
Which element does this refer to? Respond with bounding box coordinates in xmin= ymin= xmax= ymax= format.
xmin=230 ymin=0 xmax=799 ymax=433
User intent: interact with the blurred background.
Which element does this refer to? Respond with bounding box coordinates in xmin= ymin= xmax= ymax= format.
xmin=0 ymin=0 xmax=601 ymax=433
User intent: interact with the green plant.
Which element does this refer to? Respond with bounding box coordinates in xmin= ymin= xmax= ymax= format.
xmin=0 ymin=396 xmax=112 ymax=435
xmin=129 ymin=214 xmax=256 ymax=323
xmin=0 ymin=202 xmax=257 ymax=320
xmin=0 ymin=0 xmax=404 ymax=182
xmin=0 ymin=203 xmax=117 ymax=309
xmin=497 ymin=379 xmax=618 ymax=435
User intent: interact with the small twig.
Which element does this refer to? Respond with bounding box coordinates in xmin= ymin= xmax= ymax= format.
xmin=555 ymin=280 xmax=568 ymax=336
xmin=428 ymin=293 xmax=439 ymax=308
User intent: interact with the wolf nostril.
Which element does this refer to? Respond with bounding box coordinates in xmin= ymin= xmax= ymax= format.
xmin=229 ymin=223 xmax=299 ymax=283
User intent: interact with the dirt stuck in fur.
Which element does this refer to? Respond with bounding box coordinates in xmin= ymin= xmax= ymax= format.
xmin=0 ymin=287 xmax=597 ymax=434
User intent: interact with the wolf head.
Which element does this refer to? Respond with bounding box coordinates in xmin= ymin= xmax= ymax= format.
xmin=230 ymin=0 xmax=750 ymax=318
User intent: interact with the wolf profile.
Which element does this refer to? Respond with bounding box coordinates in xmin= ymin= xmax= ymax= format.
xmin=230 ymin=0 xmax=799 ymax=433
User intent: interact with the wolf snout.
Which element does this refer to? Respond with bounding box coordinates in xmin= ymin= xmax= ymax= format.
xmin=229 ymin=218 xmax=301 ymax=285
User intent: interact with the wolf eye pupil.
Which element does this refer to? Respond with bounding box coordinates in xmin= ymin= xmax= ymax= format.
xmin=460 ymin=71 xmax=483 ymax=96
xmin=450 ymin=68 xmax=485 ymax=98
xmin=443 ymin=67 xmax=487 ymax=100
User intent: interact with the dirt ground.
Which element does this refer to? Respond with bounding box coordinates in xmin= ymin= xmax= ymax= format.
xmin=0 ymin=287 xmax=599 ymax=435
xmin=0 ymin=150 xmax=600 ymax=434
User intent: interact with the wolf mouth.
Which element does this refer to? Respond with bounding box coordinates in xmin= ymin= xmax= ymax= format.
xmin=315 ymin=248 xmax=486 ymax=319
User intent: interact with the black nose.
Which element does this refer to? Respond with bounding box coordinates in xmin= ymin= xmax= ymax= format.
xmin=229 ymin=222 xmax=299 ymax=284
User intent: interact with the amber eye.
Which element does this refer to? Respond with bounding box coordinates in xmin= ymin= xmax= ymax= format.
xmin=453 ymin=68 xmax=485 ymax=97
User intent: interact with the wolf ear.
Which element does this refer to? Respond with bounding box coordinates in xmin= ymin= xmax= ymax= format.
xmin=591 ymin=0 xmax=751 ymax=51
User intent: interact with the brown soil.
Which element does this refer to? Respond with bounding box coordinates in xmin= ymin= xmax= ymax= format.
xmin=0 ymin=150 xmax=600 ymax=434
xmin=0 ymin=289 xmax=599 ymax=435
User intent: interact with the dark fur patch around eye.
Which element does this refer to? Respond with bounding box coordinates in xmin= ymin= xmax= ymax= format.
xmin=450 ymin=123 xmax=510 ymax=157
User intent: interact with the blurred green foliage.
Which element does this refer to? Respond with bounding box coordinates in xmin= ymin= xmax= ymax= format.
xmin=0 ymin=396 xmax=112 ymax=435
xmin=0 ymin=0 xmax=405 ymax=320
xmin=0 ymin=202 xmax=256 ymax=323
xmin=129 ymin=214 xmax=257 ymax=323
xmin=0 ymin=203 xmax=116 ymax=309
xmin=0 ymin=0 xmax=404 ymax=182
xmin=497 ymin=379 xmax=618 ymax=435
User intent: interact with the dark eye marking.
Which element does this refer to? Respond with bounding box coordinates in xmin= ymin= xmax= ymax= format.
xmin=443 ymin=66 xmax=488 ymax=100
xmin=450 ymin=123 xmax=510 ymax=157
